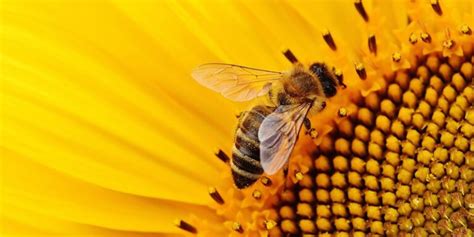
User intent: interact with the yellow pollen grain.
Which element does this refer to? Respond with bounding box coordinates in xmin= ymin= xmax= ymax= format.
xmin=316 ymin=205 xmax=331 ymax=218
xmin=354 ymin=125 xmax=370 ymax=142
xmin=348 ymin=187 xmax=363 ymax=203
xmin=315 ymin=155 xmax=331 ymax=172
xmin=331 ymin=172 xmax=347 ymax=188
xmin=332 ymin=203 xmax=347 ymax=216
xmin=365 ymin=190 xmax=379 ymax=205
xmin=398 ymin=202 xmax=412 ymax=216
xmin=316 ymin=173 xmax=331 ymax=188
xmin=402 ymin=91 xmax=418 ymax=108
xmin=385 ymin=151 xmax=400 ymax=166
xmin=370 ymin=129 xmax=385 ymax=146
xmin=417 ymin=65 xmax=430 ymax=82
xmin=370 ymin=221 xmax=384 ymax=234
xmin=417 ymin=101 xmax=432 ymax=118
xmin=442 ymin=85 xmax=457 ymax=102
xmin=338 ymin=119 xmax=353 ymax=137
xmin=391 ymin=120 xmax=405 ymax=139
xmin=316 ymin=189 xmax=330 ymax=203
xmin=439 ymin=97 xmax=451 ymax=114
xmin=351 ymin=139 xmax=367 ymax=157
xmin=430 ymin=76 xmax=444 ymax=92
xmin=382 ymin=192 xmax=396 ymax=206
xmin=388 ymin=83 xmax=402 ymax=103
xmin=424 ymin=87 xmax=439 ymax=107
xmin=281 ymin=219 xmax=298 ymax=234
xmin=439 ymin=63 xmax=453 ymax=81
xmin=421 ymin=135 xmax=436 ymax=151
xmin=348 ymin=202 xmax=364 ymax=217
xmin=368 ymin=142 xmax=383 ymax=159
xmin=333 ymin=156 xmax=349 ymax=172
xmin=335 ymin=138 xmax=351 ymax=156
xmin=352 ymin=218 xmax=366 ymax=231
xmin=380 ymin=99 xmax=397 ymax=118
xmin=316 ymin=218 xmax=332 ymax=232
xmin=376 ymin=115 xmax=391 ymax=134
xmin=398 ymin=107 xmax=415 ymax=126
xmin=297 ymin=203 xmax=314 ymax=218
xmin=357 ymin=107 xmax=374 ymax=127
xmin=396 ymin=185 xmax=411 ymax=200
xmin=364 ymin=175 xmax=379 ymax=190
xmin=299 ymin=219 xmax=316 ymax=234
xmin=280 ymin=205 xmax=296 ymax=219
xmin=335 ymin=218 xmax=351 ymax=231
xmin=330 ymin=188 xmax=345 ymax=202
xmin=395 ymin=71 xmax=410 ymax=90
xmin=452 ymin=73 xmax=466 ymax=92
xmin=410 ymin=80 xmax=425 ymax=99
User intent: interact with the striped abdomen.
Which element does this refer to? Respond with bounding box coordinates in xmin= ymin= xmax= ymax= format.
xmin=231 ymin=105 xmax=275 ymax=189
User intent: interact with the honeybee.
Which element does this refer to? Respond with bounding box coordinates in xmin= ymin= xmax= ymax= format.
xmin=192 ymin=51 xmax=344 ymax=188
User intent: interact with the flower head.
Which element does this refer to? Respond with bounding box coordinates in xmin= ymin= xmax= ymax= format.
xmin=1 ymin=0 xmax=472 ymax=236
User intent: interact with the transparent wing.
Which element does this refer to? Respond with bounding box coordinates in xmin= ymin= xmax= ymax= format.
xmin=258 ymin=103 xmax=312 ymax=175
xmin=191 ymin=63 xmax=284 ymax=102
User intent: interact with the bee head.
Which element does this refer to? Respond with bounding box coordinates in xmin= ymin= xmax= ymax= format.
xmin=309 ymin=63 xmax=339 ymax=98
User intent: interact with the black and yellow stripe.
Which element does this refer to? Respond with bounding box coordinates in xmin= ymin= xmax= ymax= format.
xmin=231 ymin=105 xmax=275 ymax=189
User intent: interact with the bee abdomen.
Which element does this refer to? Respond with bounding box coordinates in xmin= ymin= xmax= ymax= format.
xmin=231 ymin=105 xmax=275 ymax=189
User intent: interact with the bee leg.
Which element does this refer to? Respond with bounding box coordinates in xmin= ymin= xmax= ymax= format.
xmin=304 ymin=117 xmax=318 ymax=139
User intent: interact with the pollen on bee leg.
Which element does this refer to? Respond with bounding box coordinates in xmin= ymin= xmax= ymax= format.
xmin=354 ymin=0 xmax=369 ymax=22
xmin=208 ymin=187 xmax=225 ymax=204
xmin=430 ymin=0 xmax=443 ymax=16
xmin=282 ymin=49 xmax=299 ymax=64
xmin=368 ymin=34 xmax=377 ymax=55
xmin=322 ymin=29 xmax=337 ymax=51
xmin=174 ymin=219 xmax=198 ymax=234
xmin=215 ymin=149 xmax=230 ymax=163
xmin=355 ymin=63 xmax=367 ymax=80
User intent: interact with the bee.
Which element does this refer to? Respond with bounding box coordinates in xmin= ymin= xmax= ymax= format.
xmin=192 ymin=51 xmax=344 ymax=189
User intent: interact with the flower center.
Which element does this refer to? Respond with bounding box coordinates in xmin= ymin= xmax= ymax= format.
xmin=266 ymin=53 xmax=473 ymax=236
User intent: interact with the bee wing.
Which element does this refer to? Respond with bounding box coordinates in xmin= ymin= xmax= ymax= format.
xmin=258 ymin=102 xmax=312 ymax=175
xmin=191 ymin=63 xmax=284 ymax=102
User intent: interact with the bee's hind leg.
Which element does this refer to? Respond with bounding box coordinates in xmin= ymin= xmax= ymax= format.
xmin=304 ymin=117 xmax=318 ymax=139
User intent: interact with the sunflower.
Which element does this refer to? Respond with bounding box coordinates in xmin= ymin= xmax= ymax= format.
xmin=1 ymin=0 xmax=473 ymax=236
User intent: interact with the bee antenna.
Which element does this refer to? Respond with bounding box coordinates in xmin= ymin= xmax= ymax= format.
xmin=282 ymin=49 xmax=299 ymax=64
